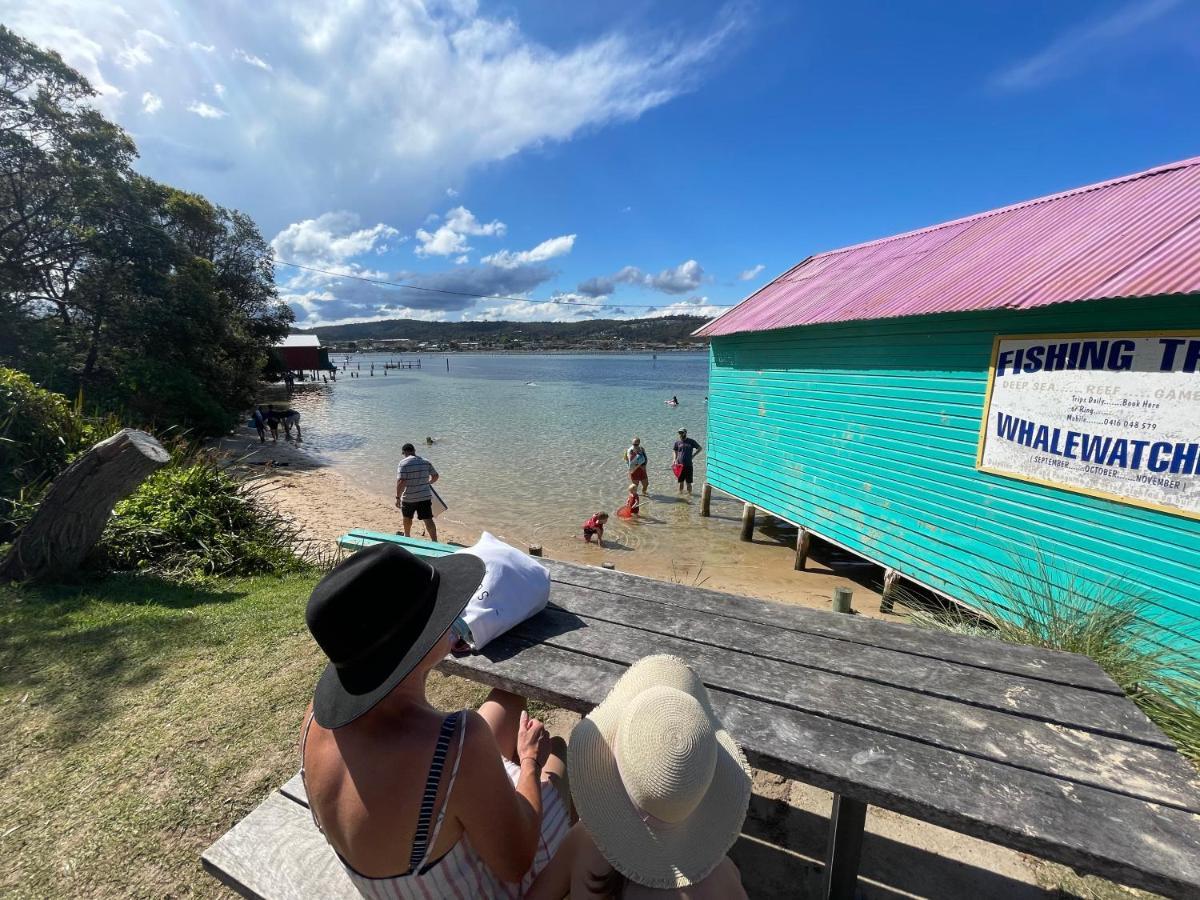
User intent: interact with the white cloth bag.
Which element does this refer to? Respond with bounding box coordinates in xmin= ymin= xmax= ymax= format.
xmin=456 ymin=532 xmax=550 ymax=650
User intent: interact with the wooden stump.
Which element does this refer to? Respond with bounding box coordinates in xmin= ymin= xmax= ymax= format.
xmin=794 ymin=527 xmax=812 ymax=571
xmin=0 ymin=429 xmax=169 ymax=582
xmin=699 ymin=483 xmax=712 ymax=517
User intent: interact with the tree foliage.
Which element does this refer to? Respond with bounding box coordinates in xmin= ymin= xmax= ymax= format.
xmin=0 ymin=26 xmax=291 ymax=435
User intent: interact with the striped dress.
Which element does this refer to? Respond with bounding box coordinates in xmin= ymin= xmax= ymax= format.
xmin=302 ymin=710 xmax=570 ymax=900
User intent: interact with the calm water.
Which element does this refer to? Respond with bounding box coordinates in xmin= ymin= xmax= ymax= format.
xmin=279 ymin=352 xmax=760 ymax=565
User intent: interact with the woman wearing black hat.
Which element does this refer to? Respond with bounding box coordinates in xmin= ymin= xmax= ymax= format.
xmin=301 ymin=543 xmax=571 ymax=897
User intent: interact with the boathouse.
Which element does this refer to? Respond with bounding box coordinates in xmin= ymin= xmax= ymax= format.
xmin=697 ymin=157 xmax=1200 ymax=653
xmin=273 ymin=334 xmax=335 ymax=378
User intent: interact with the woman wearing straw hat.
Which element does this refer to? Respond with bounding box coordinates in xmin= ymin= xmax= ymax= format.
xmin=300 ymin=543 xmax=572 ymax=898
xmin=528 ymin=655 xmax=752 ymax=899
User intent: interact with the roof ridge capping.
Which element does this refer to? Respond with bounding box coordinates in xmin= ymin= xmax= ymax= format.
xmin=696 ymin=155 xmax=1200 ymax=338
xmin=818 ymin=155 xmax=1200 ymax=260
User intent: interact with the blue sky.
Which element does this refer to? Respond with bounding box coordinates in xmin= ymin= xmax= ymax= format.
xmin=9 ymin=0 xmax=1200 ymax=325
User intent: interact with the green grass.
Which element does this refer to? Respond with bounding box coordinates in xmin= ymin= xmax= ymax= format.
xmin=0 ymin=571 xmax=489 ymax=898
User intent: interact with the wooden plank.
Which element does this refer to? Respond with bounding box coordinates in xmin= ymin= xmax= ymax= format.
xmin=442 ymin=639 xmax=1200 ymax=897
xmin=540 ymin=560 xmax=1120 ymax=693
xmin=279 ymin=772 xmax=307 ymax=807
xmin=338 ymin=532 xmax=456 ymax=557
xmin=544 ymin=584 xmax=1169 ymax=747
xmin=517 ymin=605 xmax=1200 ymax=811
xmin=202 ymin=792 xmax=358 ymax=899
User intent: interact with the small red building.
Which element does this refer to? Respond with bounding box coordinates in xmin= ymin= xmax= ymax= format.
xmin=274 ymin=334 xmax=322 ymax=372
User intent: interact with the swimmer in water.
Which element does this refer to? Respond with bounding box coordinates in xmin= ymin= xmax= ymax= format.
xmin=425 ymin=436 xmax=435 ymax=445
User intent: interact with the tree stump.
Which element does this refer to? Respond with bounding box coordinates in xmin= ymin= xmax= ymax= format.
xmin=0 ymin=429 xmax=169 ymax=582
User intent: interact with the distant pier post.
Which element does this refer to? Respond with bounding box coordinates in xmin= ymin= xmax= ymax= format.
xmin=739 ymin=503 xmax=755 ymax=541
xmin=700 ymin=483 xmax=712 ymax=516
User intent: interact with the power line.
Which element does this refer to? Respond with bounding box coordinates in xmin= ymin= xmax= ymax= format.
xmin=274 ymin=259 xmax=733 ymax=310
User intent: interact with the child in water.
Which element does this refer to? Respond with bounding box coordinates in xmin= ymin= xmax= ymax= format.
xmin=583 ymin=512 xmax=609 ymax=545
xmin=626 ymin=484 xmax=641 ymax=516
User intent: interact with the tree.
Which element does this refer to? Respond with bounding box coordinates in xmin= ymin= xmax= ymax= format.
xmin=0 ymin=27 xmax=292 ymax=435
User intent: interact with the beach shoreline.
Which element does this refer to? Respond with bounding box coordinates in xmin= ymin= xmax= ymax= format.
xmin=216 ymin=426 xmax=890 ymax=615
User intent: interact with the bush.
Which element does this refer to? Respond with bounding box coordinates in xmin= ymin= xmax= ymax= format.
xmin=0 ymin=368 xmax=84 ymax=537
xmin=98 ymin=450 xmax=318 ymax=579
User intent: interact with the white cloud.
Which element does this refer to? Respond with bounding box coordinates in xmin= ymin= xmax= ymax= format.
xmin=739 ymin=263 xmax=764 ymax=281
xmin=473 ymin=296 xmax=599 ymax=323
xmin=455 ymin=254 xmax=469 ymax=265
xmin=116 ymin=29 xmax=170 ymax=69
xmin=141 ymin=91 xmax=163 ymax=114
xmin=482 ymin=234 xmax=576 ymax=269
xmin=644 ymin=295 xmax=726 ymax=319
xmin=446 ymin=187 xmax=459 ymax=197
xmin=271 ymin=212 xmax=401 ymax=266
xmin=187 ymin=101 xmax=227 ymax=119
xmin=415 ymin=206 xmax=506 ymax=257
xmin=213 ymin=82 xmax=226 ymax=98
xmin=4 ymin=0 xmax=742 ymax=233
xmin=994 ymin=0 xmax=1183 ymax=89
xmin=233 ymin=48 xmax=273 ymax=71
xmin=578 ymin=258 xmax=704 ymax=296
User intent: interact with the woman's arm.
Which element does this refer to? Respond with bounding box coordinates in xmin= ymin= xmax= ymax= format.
xmin=455 ymin=711 xmax=545 ymax=882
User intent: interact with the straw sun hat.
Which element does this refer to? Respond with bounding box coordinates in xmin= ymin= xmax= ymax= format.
xmin=568 ymin=655 xmax=752 ymax=889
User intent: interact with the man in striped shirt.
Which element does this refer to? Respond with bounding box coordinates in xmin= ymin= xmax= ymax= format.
xmin=396 ymin=443 xmax=440 ymax=541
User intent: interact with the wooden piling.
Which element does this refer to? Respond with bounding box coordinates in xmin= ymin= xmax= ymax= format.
xmin=794 ymin=527 xmax=812 ymax=571
xmin=700 ymin=483 xmax=712 ymax=516
xmin=528 ymin=545 xmax=543 ymax=557
xmin=739 ymin=503 xmax=755 ymax=541
xmin=880 ymin=567 xmax=899 ymax=614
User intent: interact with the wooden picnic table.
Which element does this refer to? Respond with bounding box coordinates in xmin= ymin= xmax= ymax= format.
xmin=203 ymin=555 xmax=1200 ymax=899
xmin=440 ymin=558 xmax=1200 ymax=899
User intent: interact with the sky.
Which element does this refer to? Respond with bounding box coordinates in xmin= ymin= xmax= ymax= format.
xmin=8 ymin=0 xmax=1200 ymax=326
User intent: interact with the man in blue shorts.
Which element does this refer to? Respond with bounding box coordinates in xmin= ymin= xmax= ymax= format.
xmin=672 ymin=428 xmax=703 ymax=494
xmin=396 ymin=443 xmax=440 ymax=541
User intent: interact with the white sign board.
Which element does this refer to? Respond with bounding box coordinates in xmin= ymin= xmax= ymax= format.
xmin=977 ymin=332 xmax=1200 ymax=520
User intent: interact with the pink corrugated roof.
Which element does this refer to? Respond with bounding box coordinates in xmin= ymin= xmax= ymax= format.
xmin=696 ymin=157 xmax=1200 ymax=337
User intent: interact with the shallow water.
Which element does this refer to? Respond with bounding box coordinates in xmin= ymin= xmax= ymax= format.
xmin=275 ymin=352 xmax=783 ymax=570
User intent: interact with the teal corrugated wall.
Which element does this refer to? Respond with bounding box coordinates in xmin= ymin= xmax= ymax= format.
xmin=706 ymin=295 xmax=1200 ymax=653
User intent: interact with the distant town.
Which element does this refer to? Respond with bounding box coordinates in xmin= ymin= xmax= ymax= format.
xmin=305 ymin=314 xmax=711 ymax=354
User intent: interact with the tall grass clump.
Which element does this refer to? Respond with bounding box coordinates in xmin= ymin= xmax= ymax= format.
xmin=98 ymin=449 xmax=323 ymax=579
xmin=908 ymin=558 xmax=1200 ymax=767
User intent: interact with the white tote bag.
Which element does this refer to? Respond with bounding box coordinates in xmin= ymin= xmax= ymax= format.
xmin=455 ymin=532 xmax=550 ymax=651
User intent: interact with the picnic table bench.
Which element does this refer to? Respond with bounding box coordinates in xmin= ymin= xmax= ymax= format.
xmin=204 ymin=554 xmax=1200 ymax=899
xmin=335 ymin=529 xmax=458 ymax=557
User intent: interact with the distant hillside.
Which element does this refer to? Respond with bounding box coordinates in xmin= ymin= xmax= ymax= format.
xmin=304 ymin=315 xmax=709 ymax=346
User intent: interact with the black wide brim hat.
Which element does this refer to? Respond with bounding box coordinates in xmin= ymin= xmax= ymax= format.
xmin=307 ymin=543 xmax=485 ymax=729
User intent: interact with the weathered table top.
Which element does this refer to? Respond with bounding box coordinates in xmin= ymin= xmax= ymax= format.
xmin=440 ymin=558 xmax=1200 ymax=897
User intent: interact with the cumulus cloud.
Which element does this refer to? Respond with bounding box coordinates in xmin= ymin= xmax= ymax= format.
xmin=233 ymin=48 xmax=273 ymax=71
xmin=213 ymin=82 xmax=226 ymax=98
xmin=271 ymin=212 xmax=401 ymax=266
xmin=280 ymin=261 xmax=557 ymax=326
xmin=739 ymin=263 xmax=764 ymax=281
xmin=415 ymin=206 xmax=506 ymax=257
xmin=5 ymin=0 xmax=742 ymax=232
xmin=644 ymin=295 xmax=727 ymax=319
xmin=187 ymin=101 xmax=227 ymax=119
xmin=482 ymin=234 xmax=576 ymax=269
xmin=141 ymin=91 xmax=163 ymax=114
xmin=116 ymin=29 xmax=170 ymax=70
xmin=577 ymin=259 xmax=704 ymax=297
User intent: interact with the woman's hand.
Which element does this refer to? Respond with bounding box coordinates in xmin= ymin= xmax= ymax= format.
xmin=516 ymin=710 xmax=548 ymax=766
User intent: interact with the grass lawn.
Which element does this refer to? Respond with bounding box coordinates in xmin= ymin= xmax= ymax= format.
xmin=0 ymin=571 xmax=490 ymax=899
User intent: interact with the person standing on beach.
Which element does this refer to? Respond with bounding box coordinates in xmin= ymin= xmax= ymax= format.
xmin=672 ymin=428 xmax=703 ymax=494
xmin=625 ymin=437 xmax=649 ymax=495
xmin=396 ymin=443 xmax=440 ymax=542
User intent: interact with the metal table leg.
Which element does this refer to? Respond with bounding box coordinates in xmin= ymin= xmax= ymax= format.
xmin=821 ymin=794 xmax=868 ymax=899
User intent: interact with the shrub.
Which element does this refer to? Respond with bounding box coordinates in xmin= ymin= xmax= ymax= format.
xmin=98 ymin=450 xmax=318 ymax=579
xmin=908 ymin=560 xmax=1200 ymax=766
xmin=0 ymin=368 xmax=84 ymax=538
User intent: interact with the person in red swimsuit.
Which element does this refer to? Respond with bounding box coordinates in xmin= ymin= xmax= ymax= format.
xmin=583 ymin=512 xmax=609 ymax=545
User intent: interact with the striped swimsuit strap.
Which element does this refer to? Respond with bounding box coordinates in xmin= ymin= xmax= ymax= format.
xmin=408 ymin=711 xmax=465 ymax=873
